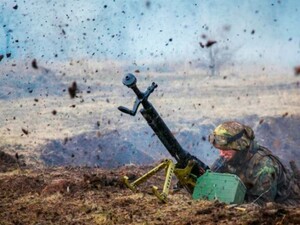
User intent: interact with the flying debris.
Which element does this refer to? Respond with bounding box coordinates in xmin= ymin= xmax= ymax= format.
xmin=199 ymin=40 xmax=217 ymax=48
xmin=206 ymin=40 xmax=217 ymax=48
xmin=32 ymin=59 xmax=38 ymax=69
xmin=294 ymin=66 xmax=300 ymax=76
xmin=68 ymin=82 xmax=78 ymax=98
xmin=21 ymin=128 xmax=29 ymax=135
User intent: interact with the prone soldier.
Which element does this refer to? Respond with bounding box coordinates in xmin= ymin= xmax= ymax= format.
xmin=209 ymin=121 xmax=300 ymax=206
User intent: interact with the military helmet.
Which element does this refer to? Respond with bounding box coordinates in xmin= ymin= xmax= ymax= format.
xmin=209 ymin=121 xmax=255 ymax=151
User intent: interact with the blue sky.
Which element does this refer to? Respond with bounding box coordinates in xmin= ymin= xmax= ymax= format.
xmin=0 ymin=0 xmax=299 ymax=68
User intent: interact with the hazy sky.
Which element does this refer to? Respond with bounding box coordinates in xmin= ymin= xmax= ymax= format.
xmin=0 ymin=0 xmax=299 ymax=67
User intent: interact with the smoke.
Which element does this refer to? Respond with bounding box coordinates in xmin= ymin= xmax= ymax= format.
xmin=0 ymin=0 xmax=299 ymax=68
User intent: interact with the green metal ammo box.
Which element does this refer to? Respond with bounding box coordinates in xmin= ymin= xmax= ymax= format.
xmin=192 ymin=170 xmax=246 ymax=204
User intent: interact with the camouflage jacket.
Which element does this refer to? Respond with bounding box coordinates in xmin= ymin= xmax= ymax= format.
xmin=211 ymin=143 xmax=300 ymax=206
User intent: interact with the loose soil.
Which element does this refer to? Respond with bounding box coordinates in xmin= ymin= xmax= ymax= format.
xmin=0 ymin=160 xmax=299 ymax=225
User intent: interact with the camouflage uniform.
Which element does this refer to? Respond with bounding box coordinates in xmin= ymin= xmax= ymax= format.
xmin=209 ymin=121 xmax=300 ymax=206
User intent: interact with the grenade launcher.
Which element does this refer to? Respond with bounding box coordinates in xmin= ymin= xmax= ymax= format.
xmin=118 ymin=73 xmax=209 ymax=202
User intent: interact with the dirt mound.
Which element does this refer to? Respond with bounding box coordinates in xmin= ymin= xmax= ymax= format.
xmin=40 ymin=130 xmax=154 ymax=168
xmin=39 ymin=115 xmax=300 ymax=170
xmin=254 ymin=115 xmax=300 ymax=167
xmin=0 ymin=150 xmax=19 ymax=172
xmin=0 ymin=166 xmax=299 ymax=225
xmin=41 ymin=178 xmax=74 ymax=196
xmin=0 ymin=174 xmax=45 ymax=198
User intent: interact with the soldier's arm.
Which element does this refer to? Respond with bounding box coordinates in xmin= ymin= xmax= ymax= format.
xmin=246 ymin=157 xmax=279 ymax=205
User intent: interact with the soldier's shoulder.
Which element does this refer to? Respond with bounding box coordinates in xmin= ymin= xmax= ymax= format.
xmin=249 ymin=150 xmax=280 ymax=175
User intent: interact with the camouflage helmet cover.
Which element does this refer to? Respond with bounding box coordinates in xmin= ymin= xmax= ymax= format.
xmin=209 ymin=121 xmax=255 ymax=151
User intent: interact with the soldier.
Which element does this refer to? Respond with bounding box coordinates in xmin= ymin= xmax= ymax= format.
xmin=209 ymin=121 xmax=300 ymax=206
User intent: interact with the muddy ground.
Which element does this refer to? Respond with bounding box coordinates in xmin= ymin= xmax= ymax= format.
xmin=1 ymin=61 xmax=300 ymax=224
xmin=0 ymin=152 xmax=300 ymax=225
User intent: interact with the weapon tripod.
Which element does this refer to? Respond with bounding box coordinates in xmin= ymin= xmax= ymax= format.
xmin=119 ymin=73 xmax=208 ymax=202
